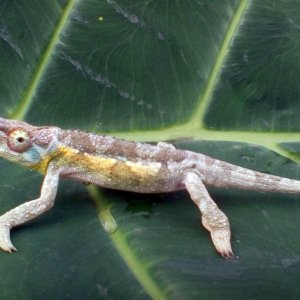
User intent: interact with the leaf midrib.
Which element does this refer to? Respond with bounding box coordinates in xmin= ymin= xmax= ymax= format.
xmin=87 ymin=185 xmax=168 ymax=300
xmin=190 ymin=0 xmax=249 ymax=128
xmin=10 ymin=0 xmax=76 ymax=120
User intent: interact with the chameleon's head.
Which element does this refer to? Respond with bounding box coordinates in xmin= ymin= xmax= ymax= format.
xmin=0 ymin=118 xmax=60 ymax=169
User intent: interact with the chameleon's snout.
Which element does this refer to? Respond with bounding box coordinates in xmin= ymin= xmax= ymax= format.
xmin=0 ymin=130 xmax=7 ymax=145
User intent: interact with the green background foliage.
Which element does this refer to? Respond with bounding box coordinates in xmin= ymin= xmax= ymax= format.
xmin=1 ymin=0 xmax=300 ymax=299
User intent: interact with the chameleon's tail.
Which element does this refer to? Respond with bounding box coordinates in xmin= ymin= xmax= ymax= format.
xmin=195 ymin=153 xmax=300 ymax=194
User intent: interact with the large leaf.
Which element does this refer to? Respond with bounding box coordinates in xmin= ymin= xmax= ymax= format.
xmin=1 ymin=0 xmax=300 ymax=299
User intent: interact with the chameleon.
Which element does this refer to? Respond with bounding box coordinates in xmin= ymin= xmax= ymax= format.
xmin=0 ymin=118 xmax=300 ymax=258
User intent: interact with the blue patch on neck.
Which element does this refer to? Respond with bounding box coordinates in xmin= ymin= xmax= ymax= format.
xmin=23 ymin=147 xmax=41 ymax=164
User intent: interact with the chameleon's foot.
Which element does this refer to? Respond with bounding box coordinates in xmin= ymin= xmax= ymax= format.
xmin=0 ymin=226 xmax=17 ymax=253
xmin=210 ymin=229 xmax=233 ymax=258
xmin=202 ymin=215 xmax=233 ymax=258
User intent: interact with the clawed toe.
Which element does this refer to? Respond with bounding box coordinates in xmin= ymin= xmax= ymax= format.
xmin=210 ymin=229 xmax=233 ymax=259
xmin=0 ymin=226 xmax=16 ymax=253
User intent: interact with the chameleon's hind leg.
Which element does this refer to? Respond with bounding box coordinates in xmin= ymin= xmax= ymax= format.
xmin=183 ymin=171 xmax=233 ymax=258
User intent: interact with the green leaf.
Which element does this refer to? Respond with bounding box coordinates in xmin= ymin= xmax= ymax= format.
xmin=1 ymin=0 xmax=300 ymax=299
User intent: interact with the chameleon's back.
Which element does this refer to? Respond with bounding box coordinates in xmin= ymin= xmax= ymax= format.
xmin=57 ymin=130 xmax=189 ymax=193
xmin=58 ymin=129 xmax=187 ymax=162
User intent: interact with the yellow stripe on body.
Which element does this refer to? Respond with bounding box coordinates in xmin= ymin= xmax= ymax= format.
xmin=56 ymin=146 xmax=162 ymax=184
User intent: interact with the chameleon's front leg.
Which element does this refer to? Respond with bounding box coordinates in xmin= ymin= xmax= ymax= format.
xmin=183 ymin=171 xmax=233 ymax=258
xmin=0 ymin=162 xmax=60 ymax=252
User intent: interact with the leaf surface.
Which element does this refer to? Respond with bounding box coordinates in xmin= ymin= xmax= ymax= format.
xmin=1 ymin=1 xmax=300 ymax=299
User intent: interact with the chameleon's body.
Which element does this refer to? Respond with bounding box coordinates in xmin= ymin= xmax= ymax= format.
xmin=1 ymin=118 xmax=300 ymax=257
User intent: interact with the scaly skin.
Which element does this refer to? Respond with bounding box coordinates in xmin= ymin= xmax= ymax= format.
xmin=1 ymin=118 xmax=300 ymax=257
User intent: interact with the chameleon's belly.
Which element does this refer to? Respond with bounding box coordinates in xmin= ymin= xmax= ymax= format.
xmin=59 ymin=150 xmax=184 ymax=193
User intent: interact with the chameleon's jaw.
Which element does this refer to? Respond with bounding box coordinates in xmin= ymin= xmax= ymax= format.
xmin=0 ymin=145 xmax=20 ymax=162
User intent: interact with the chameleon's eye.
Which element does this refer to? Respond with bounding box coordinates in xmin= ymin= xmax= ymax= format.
xmin=7 ymin=129 xmax=31 ymax=153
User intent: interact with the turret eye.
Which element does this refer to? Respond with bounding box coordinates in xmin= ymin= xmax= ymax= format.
xmin=17 ymin=137 xmax=25 ymax=143
xmin=7 ymin=129 xmax=31 ymax=153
